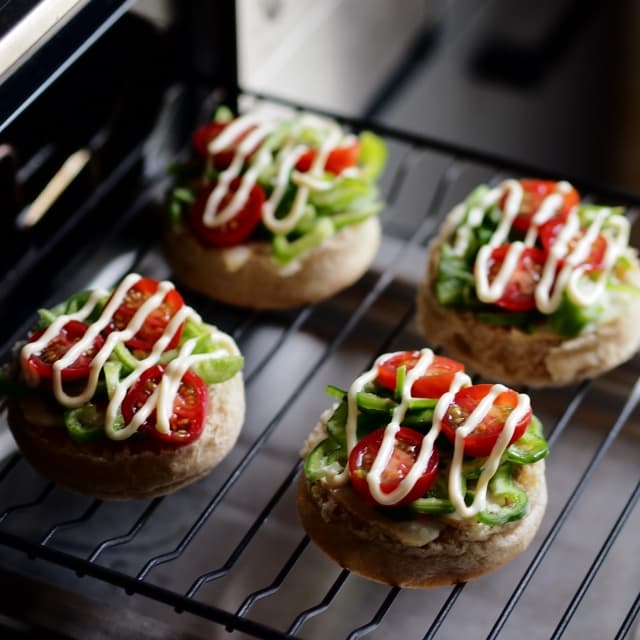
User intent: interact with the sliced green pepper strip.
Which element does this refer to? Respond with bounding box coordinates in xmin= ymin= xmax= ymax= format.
xmin=394 ymin=365 xmax=406 ymax=402
xmin=505 ymin=415 xmax=549 ymax=465
xmin=326 ymin=401 xmax=348 ymax=446
xmin=325 ymin=384 xmax=347 ymax=401
xmin=410 ymin=496 xmax=456 ymax=515
xmin=103 ymin=361 xmax=122 ymax=399
xmin=190 ymin=355 xmax=244 ymax=385
xmin=477 ymin=464 xmax=528 ymax=525
xmin=304 ymin=438 xmax=347 ymax=481
xmin=410 ymin=473 xmax=457 ymax=515
xmin=272 ymin=217 xmax=335 ymax=265
xmin=64 ymin=404 xmax=105 ymax=443
xmin=112 ymin=342 xmax=140 ymax=373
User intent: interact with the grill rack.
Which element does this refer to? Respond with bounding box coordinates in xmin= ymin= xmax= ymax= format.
xmin=1 ymin=8 xmax=640 ymax=637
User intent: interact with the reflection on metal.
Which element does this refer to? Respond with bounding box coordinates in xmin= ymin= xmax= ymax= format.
xmin=17 ymin=147 xmax=90 ymax=228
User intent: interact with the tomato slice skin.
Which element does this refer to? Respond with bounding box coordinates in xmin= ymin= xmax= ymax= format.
xmin=500 ymin=179 xmax=580 ymax=233
xmin=376 ymin=351 xmax=464 ymax=399
xmin=486 ymin=244 xmax=545 ymax=311
xmin=192 ymin=120 xmax=257 ymax=169
xmin=539 ymin=211 xmax=607 ymax=272
xmin=348 ymin=427 xmax=439 ymax=506
xmin=190 ymin=178 xmax=266 ymax=247
xmin=295 ymin=141 xmax=361 ymax=174
xmin=441 ymin=384 xmax=531 ymax=457
xmin=121 ymin=364 xmax=208 ymax=445
xmin=26 ymin=320 xmax=104 ymax=382
xmin=106 ymin=277 xmax=184 ymax=353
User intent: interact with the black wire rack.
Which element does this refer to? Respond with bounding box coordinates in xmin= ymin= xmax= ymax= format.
xmin=1 ymin=4 xmax=640 ymax=640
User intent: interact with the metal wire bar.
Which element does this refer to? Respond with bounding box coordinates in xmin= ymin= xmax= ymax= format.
xmin=345 ymin=586 xmax=401 ymax=640
xmin=0 ymin=528 xmax=299 ymax=640
xmin=86 ymin=497 xmax=163 ymax=563
xmin=546 ymin=380 xmax=592 ymax=447
xmin=616 ymin=591 xmax=640 ymax=640
xmin=243 ymin=305 xmax=316 ymax=385
xmin=421 ymin=583 xmax=465 ymax=640
xmin=0 ymin=484 xmax=54 ymax=525
xmin=551 ymin=477 xmax=640 ymax=639
xmin=286 ymin=569 xmax=350 ymax=636
xmin=486 ymin=376 xmax=640 ymax=640
xmin=234 ymin=535 xmax=311 ymax=621
xmin=40 ymin=500 xmax=102 ymax=546
xmin=185 ymin=460 xmax=304 ymax=597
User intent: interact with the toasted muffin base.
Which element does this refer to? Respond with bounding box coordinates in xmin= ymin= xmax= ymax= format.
xmin=297 ymin=461 xmax=547 ymax=588
xmin=163 ymin=218 xmax=381 ymax=309
xmin=417 ymin=221 xmax=640 ymax=387
xmin=7 ymin=374 xmax=245 ymax=501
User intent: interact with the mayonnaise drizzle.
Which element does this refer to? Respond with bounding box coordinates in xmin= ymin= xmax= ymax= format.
xmin=327 ymin=348 xmax=531 ymax=518
xmin=200 ymin=111 xmax=351 ymax=236
xmin=20 ymin=274 xmax=239 ymax=441
xmin=453 ymin=179 xmax=630 ymax=313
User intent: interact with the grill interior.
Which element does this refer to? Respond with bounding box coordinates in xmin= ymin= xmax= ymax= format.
xmin=1 ymin=4 xmax=640 ymax=639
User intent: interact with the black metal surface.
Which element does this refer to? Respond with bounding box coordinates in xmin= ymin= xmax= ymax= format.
xmin=0 ymin=2 xmax=639 ymax=639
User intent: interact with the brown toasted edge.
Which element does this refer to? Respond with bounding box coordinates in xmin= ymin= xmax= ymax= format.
xmin=163 ymin=217 xmax=381 ymax=309
xmin=296 ymin=461 xmax=547 ymax=588
xmin=7 ymin=374 xmax=245 ymax=501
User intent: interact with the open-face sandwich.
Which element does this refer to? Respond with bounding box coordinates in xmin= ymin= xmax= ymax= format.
xmin=297 ymin=349 xmax=548 ymax=587
xmin=2 ymin=273 xmax=245 ymax=500
xmin=418 ymin=178 xmax=640 ymax=386
xmin=165 ymin=105 xmax=387 ymax=309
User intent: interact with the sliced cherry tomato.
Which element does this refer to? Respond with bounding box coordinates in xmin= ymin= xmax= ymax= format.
xmin=500 ymin=179 xmax=580 ymax=233
xmin=295 ymin=140 xmax=361 ymax=174
xmin=348 ymin=427 xmax=439 ymax=506
xmin=486 ymin=244 xmax=545 ymax=311
xmin=121 ymin=364 xmax=207 ymax=445
xmin=106 ymin=277 xmax=184 ymax=352
xmin=539 ymin=211 xmax=607 ymax=272
xmin=441 ymin=384 xmax=532 ymax=457
xmin=192 ymin=120 xmax=257 ymax=169
xmin=376 ymin=351 xmax=464 ymax=399
xmin=190 ymin=177 xmax=265 ymax=247
xmin=26 ymin=320 xmax=104 ymax=382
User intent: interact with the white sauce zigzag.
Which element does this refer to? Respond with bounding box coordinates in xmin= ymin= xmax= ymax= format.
xmin=20 ymin=274 xmax=239 ymax=441
xmin=201 ymin=111 xmax=354 ymax=236
xmin=326 ymin=348 xmax=530 ymax=518
xmin=453 ymin=179 xmax=630 ymax=313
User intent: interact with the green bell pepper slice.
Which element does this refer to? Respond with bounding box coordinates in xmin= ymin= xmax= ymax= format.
xmin=304 ymin=438 xmax=347 ymax=482
xmin=64 ymin=403 xmax=105 ymax=443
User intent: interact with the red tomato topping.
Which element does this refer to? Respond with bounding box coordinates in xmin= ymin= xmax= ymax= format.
xmin=26 ymin=320 xmax=104 ymax=382
xmin=500 ymin=179 xmax=580 ymax=233
xmin=190 ymin=178 xmax=265 ymax=247
xmin=121 ymin=364 xmax=207 ymax=445
xmin=348 ymin=427 xmax=439 ymax=506
xmin=376 ymin=351 xmax=464 ymax=399
xmin=441 ymin=384 xmax=531 ymax=457
xmin=106 ymin=277 xmax=184 ymax=353
xmin=539 ymin=211 xmax=607 ymax=272
xmin=191 ymin=120 xmax=257 ymax=169
xmin=486 ymin=244 xmax=545 ymax=311
xmin=295 ymin=140 xmax=361 ymax=175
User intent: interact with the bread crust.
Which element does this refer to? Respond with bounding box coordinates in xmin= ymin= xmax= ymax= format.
xmin=297 ymin=461 xmax=547 ymax=588
xmin=163 ymin=218 xmax=381 ymax=309
xmin=7 ymin=373 xmax=245 ymax=501
xmin=417 ymin=212 xmax=640 ymax=387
